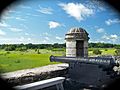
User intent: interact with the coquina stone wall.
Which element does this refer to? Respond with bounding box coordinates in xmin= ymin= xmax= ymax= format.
xmin=1 ymin=64 xmax=68 ymax=86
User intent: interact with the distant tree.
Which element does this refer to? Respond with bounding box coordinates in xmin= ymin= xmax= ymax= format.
xmin=15 ymin=48 xmax=19 ymax=51
xmin=4 ymin=46 xmax=15 ymax=51
xmin=93 ymin=49 xmax=102 ymax=55
xmin=52 ymin=43 xmax=65 ymax=48
xmin=115 ymin=49 xmax=120 ymax=56
xmin=0 ymin=43 xmax=120 ymax=51
xmin=53 ymin=43 xmax=59 ymax=48
xmin=47 ymin=47 xmax=53 ymax=50
xmin=89 ymin=43 xmax=95 ymax=48
xmin=16 ymin=47 xmax=27 ymax=51
xmin=27 ymin=43 xmax=33 ymax=49
xmin=39 ymin=45 xmax=46 ymax=49
xmin=35 ymin=49 xmax=37 ymax=52
xmin=96 ymin=43 xmax=104 ymax=48
xmin=19 ymin=43 xmax=24 ymax=47
xmin=21 ymin=47 xmax=27 ymax=51
xmin=0 ymin=45 xmax=3 ymax=49
xmin=37 ymin=50 xmax=41 ymax=54
xmin=115 ymin=45 xmax=120 ymax=49
xmin=88 ymin=43 xmax=115 ymax=48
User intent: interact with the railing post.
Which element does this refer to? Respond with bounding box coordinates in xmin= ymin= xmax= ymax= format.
xmin=56 ymin=83 xmax=64 ymax=90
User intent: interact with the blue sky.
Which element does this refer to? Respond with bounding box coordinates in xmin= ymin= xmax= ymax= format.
xmin=0 ymin=0 xmax=120 ymax=44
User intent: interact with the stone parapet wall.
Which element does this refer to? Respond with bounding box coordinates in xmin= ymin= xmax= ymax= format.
xmin=1 ymin=64 xmax=68 ymax=86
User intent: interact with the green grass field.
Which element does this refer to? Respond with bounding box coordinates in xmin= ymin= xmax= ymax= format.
xmin=88 ymin=48 xmax=116 ymax=56
xmin=0 ymin=49 xmax=64 ymax=73
xmin=0 ymin=48 xmax=116 ymax=73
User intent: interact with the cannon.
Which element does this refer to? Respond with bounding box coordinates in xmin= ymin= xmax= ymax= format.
xmin=50 ymin=56 xmax=118 ymax=66
xmin=50 ymin=55 xmax=119 ymax=88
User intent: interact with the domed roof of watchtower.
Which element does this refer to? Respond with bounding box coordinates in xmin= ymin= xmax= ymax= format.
xmin=68 ymin=27 xmax=88 ymax=34
xmin=65 ymin=27 xmax=89 ymax=41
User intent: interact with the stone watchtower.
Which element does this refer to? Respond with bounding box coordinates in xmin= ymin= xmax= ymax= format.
xmin=65 ymin=27 xmax=89 ymax=57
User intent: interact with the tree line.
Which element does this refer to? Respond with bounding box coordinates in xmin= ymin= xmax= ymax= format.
xmin=0 ymin=43 xmax=65 ymax=51
xmin=89 ymin=42 xmax=120 ymax=48
xmin=0 ymin=43 xmax=120 ymax=51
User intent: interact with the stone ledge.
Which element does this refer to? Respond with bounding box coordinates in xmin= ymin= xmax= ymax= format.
xmin=1 ymin=64 xmax=69 ymax=86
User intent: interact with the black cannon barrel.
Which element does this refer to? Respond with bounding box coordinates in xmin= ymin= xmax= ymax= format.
xmin=50 ymin=55 xmax=118 ymax=66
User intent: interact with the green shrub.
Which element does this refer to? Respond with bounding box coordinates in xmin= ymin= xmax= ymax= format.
xmin=15 ymin=60 xmax=20 ymax=63
xmin=93 ymin=49 xmax=102 ymax=55
xmin=88 ymin=48 xmax=93 ymax=51
xmin=0 ymin=53 xmax=4 ymax=55
xmin=105 ymin=48 xmax=108 ymax=51
xmin=6 ymin=51 xmax=10 ymax=54
xmin=37 ymin=50 xmax=41 ymax=54
xmin=35 ymin=49 xmax=37 ymax=52
xmin=115 ymin=49 xmax=120 ymax=56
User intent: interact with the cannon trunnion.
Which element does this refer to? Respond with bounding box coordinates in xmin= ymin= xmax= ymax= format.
xmin=50 ymin=55 xmax=119 ymax=88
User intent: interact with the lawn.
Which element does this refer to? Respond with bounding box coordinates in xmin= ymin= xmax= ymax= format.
xmin=0 ymin=48 xmax=116 ymax=73
xmin=88 ymin=48 xmax=116 ymax=56
xmin=0 ymin=49 xmax=63 ymax=73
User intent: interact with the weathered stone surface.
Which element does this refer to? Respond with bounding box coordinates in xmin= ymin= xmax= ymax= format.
xmin=65 ymin=27 xmax=89 ymax=57
xmin=1 ymin=64 xmax=68 ymax=86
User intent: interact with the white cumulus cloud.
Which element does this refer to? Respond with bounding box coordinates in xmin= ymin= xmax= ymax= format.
xmin=48 ymin=21 xmax=61 ymax=29
xmin=0 ymin=22 xmax=9 ymax=27
xmin=0 ymin=37 xmax=40 ymax=44
xmin=20 ymin=5 xmax=32 ymax=9
xmin=110 ymin=34 xmax=118 ymax=40
xmin=3 ymin=16 xmax=14 ymax=20
xmin=15 ymin=17 xmax=25 ymax=21
xmin=102 ymin=35 xmax=110 ymax=40
xmin=10 ymin=27 xmax=23 ymax=32
xmin=25 ymin=33 xmax=29 ymax=36
xmin=43 ymin=32 xmax=49 ymax=36
xmin=45 ymin=37 xmax=49 ymax=40
xmin=102 ymin=34 xmax=118 ymax=42
xmin=37 ymin=6 xmax=53 ymax=14
xmin=59 ymin=3 xmax=94 ymax=21
xmin=56 ymin=36 xmax=62 ymax=40
xmin=105 ymin=19 xmax=120 ymax=25
xmin=43 ymin=40 xmax=47 ymax=43
xmin=27 ymin=38 xmax=31 ymax=41
xmin=0 ymin=30 xmax=6 ymax=35
xmin=19 ymin=36 xmax=24 ymax=41
xmin=20 ymin=24 xmax=28 ymax=30
xmin=96 ymin=28 xmax=104 ymax=33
